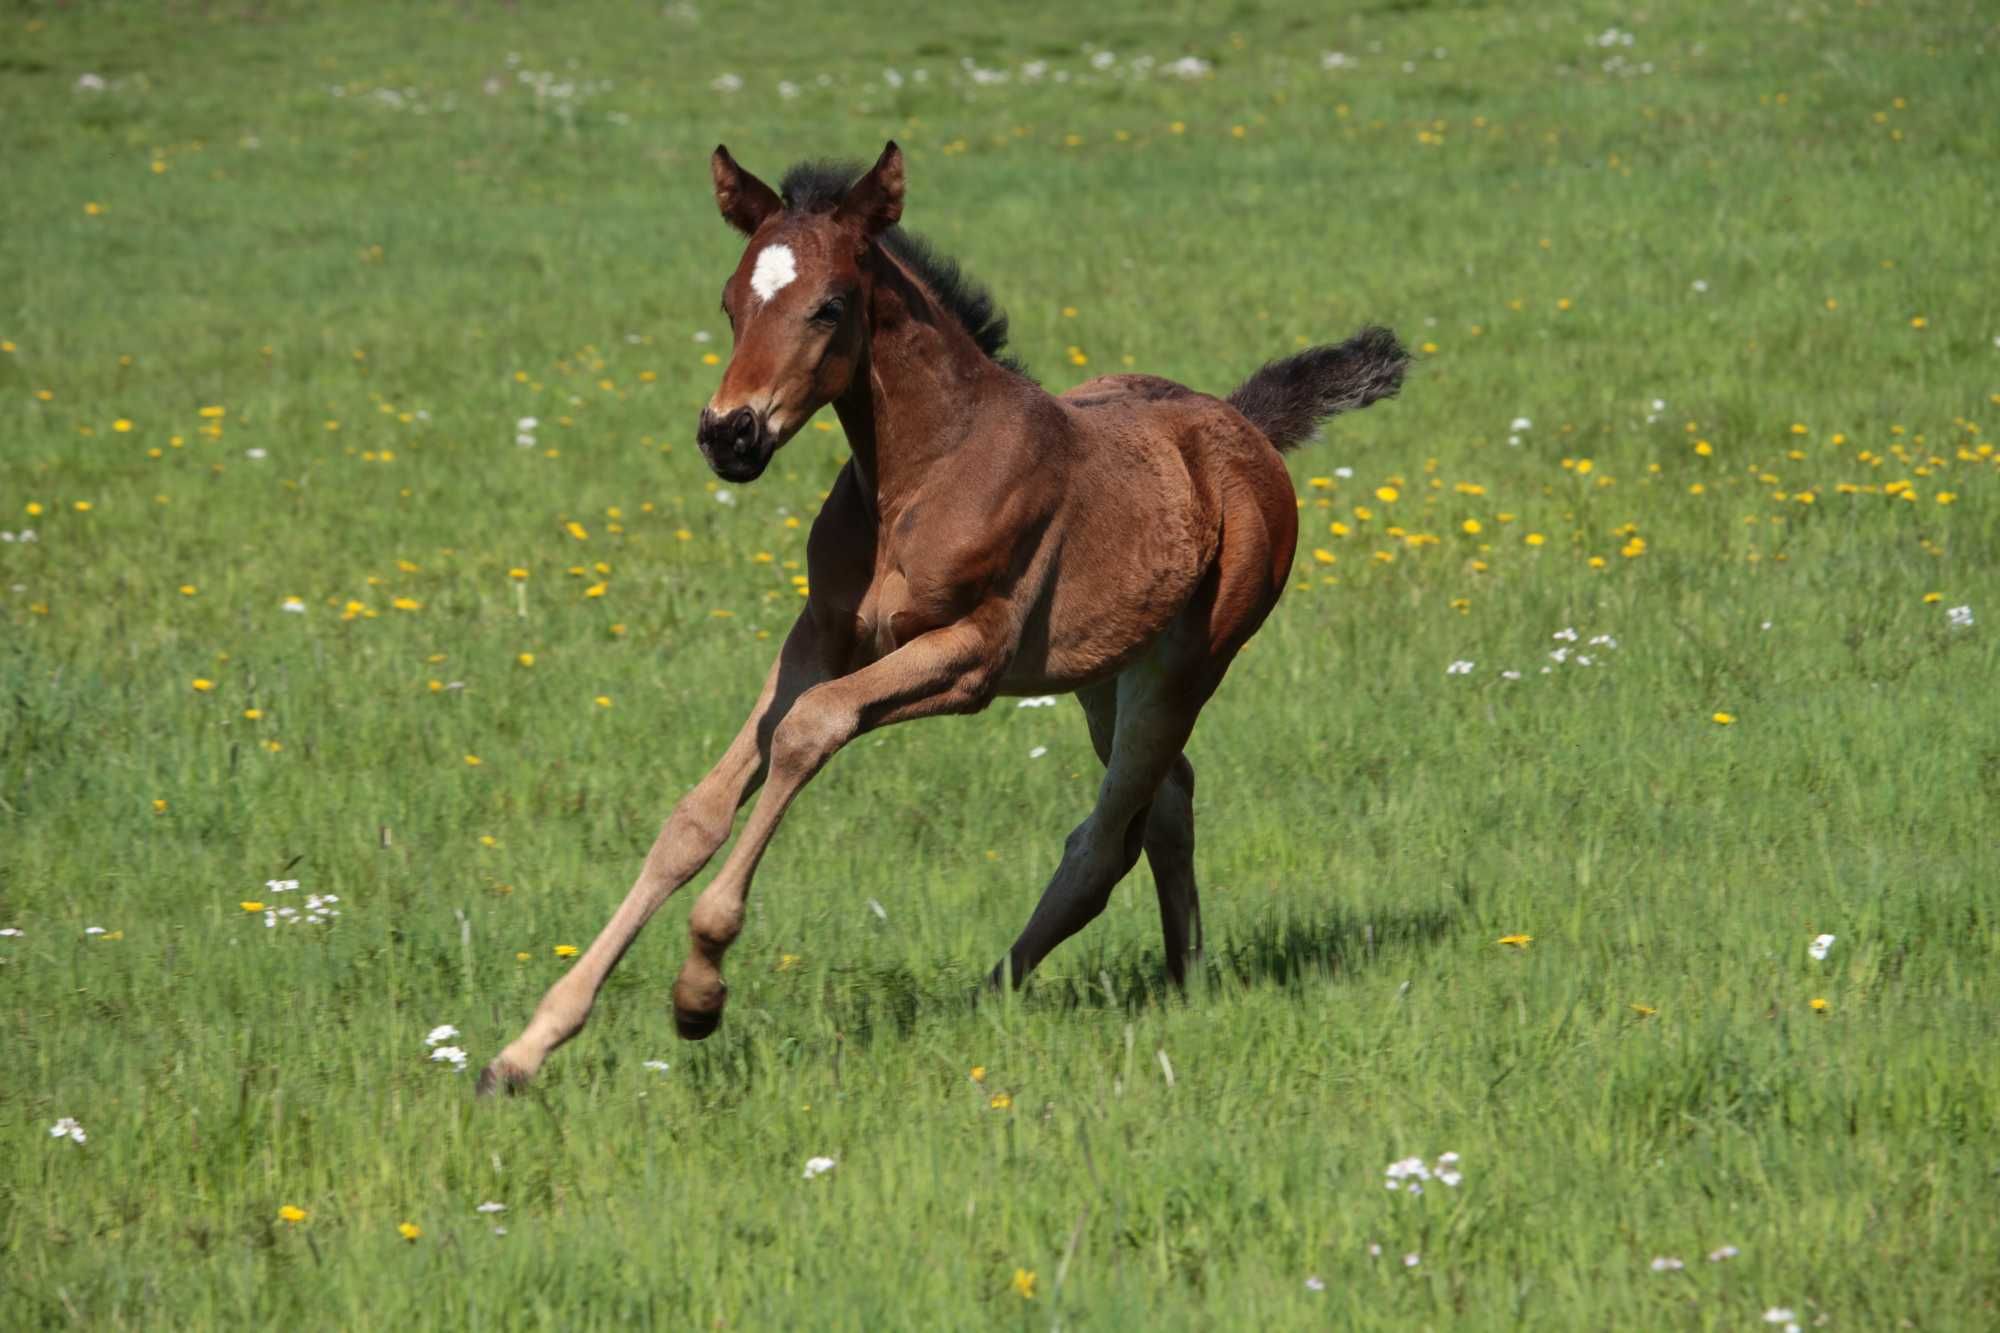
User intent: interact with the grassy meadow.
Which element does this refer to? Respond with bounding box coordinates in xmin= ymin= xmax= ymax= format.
xmin=5 ymin=0 xmax=1999 ymax=1326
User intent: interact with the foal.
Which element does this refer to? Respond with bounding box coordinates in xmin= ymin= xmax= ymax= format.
xmin=480 ymin=142 xmax=1406 ymax=1093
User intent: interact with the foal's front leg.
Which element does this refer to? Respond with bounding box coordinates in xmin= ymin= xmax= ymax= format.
xmin=671 ymin=615 xmax=1008 ymax=1039
xmin=478 ymin=614 xmax=828 ymax=1094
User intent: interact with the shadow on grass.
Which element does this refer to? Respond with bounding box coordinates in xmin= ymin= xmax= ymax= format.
xmin=794 ymin=901 xmax=1463 ymax=1050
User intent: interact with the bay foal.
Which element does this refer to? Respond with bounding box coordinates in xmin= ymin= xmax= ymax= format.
xmin=480 ymin=142 xmax=1406 ymax=1093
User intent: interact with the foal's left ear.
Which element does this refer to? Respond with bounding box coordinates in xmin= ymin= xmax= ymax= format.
xmin=836 ymin=141 xmax=904 ymax=237
xmin=712 ymin=145 xmax=782 ymax=236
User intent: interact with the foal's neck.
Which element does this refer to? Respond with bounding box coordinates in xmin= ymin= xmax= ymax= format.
xmin=832 ymin=246 xmax=1008 ymax=512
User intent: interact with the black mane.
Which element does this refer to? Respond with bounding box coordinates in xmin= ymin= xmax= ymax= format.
xmin=777 ymin=160 xmax=1021 ymax=372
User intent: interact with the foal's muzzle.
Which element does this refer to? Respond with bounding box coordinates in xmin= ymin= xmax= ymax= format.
xmin=696 ymin=406 xmax=772 ymax=482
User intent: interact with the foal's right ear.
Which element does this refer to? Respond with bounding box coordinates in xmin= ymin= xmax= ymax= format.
xmin=712 ymin=145 xmax=781 ymax=236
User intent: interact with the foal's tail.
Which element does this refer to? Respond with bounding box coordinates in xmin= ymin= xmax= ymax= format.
xmin=1226 ymin=326 xmax=1409 ymax=453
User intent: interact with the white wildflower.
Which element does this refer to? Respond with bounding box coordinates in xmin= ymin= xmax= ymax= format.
xmin=1553 ymin=627 xmax=1578 ymax=642
xmin=1303 ymin=1275 xmax=1325 ymax=1291
xmin=245 ymin=447 xmax=268 ymax=460
xmin=1691 ymin=279 xmax=1709 ymax=293
xmin=1028 ymin=745 xmax=1048 ymax=759
xmin=776 ymin=80 xmax=799 ymax=100
xmin=1015 ymin=696 xmax=1058 ymax=708
xmin=1162 ymin=56 xmax=1211 ymax=78
xmin=281 ymin=596 xmax=306 ymax=613
xmin=1809 ymin=934 xmax=1836 ymax=961
xmin=1089 ymin=51 xmax=1116 ymax=71
xmin=802 ymin=1155 xmax=836 ymax=1179
xmin=76 ymin=73 xmax=107 ymax=92
xmin=265 ymin=879 xmax=300 ymax=893
xmin=1649 ymin=1256 xmax=1685 ymax=1272
xmin=1445 ymin=659 xmax=1475 ymax=675
xmin=714 ymin=488 xmax=735 ymax=506
xmin=1946 ymin=604 xmax=1973 ymax=628
xmin=476 ymin=1201 xmax=507 ymax=1214
xmin=710 ymin=73 xmax=742 ymax=94
xmin=84 ymin=926 xmax=106 ymax=936
xmin=1321 ymin=51 xmax=1355 ymax=70
xmin=50 ymin=1117 xmax=87 ymax=1144
xmin=1708 ymin=1245 xmax=1739 ymax=1262
xmin=429 ymin=1045 xmax=469 ymax=1070
xmin=425 ymin=1024 xmax=460 ymax=1046
xmin=0 ymin=927 xmax=23 ymax=937
xmin=1501 ymin=670 xmax=1522 ymax=681
xmin=643 ymin=1059 xmax=671 ymax=1072
xmin=1403 ymin=1252 xmax=1420 ymax=1268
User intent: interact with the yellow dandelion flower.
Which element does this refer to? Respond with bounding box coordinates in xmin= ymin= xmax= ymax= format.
xmin=1629 ymin=1003 xmax=1657 ymax=1018
xmin=191 ymin=677 xmax=214 ymax=692
xmin=554 ymin=944 xmax=579 ymax=958
xmin=701 ymin=352 xmax=720 ymax=365
xmin=1375 ymin=485 xmax=1399 ymax=503
xmin=508 ymin=567 xmax=529 ymax=580
xmin=1012 ymin=1268 xmax=1037 ymax=1300
xmin=242 ymin=708 xmax=262 ymax=720
xmin=241 ymin=901 xmax=264 ymax=913
xmin=397 ymin=1222 xmax=421 ymax=1241
xmin=593 ymin=694 xmax=612 ymax=709
xmin=1460 ymin=518 xmax=1482 ymax=535
xmin=463 ymin=754 xmax=482 ymax=766
xmin=516 ymin=652 xmax=536 ymax=667
xmin=1809 ymin=997 xmax=1829 ymax=1013
xmin=278 ymin=1205 xmax=307 ymax=1224
xmin=152 ymin=799 xmax=168 ymax=813
xmin=1497 ymin=933 xmax=1533 ymax=948
xmin=970 ymin=1065 xmax=987 ymax=1083
xmin=989 ymin=1092 xmax=1013 ymax=1110
xmin=515 ymin=951 xmax=531 ymax=962
xmin=584 ymin=582 xmax=607 ymax=598
xmin=1712 ymin=712 xmax=1736 ymax=725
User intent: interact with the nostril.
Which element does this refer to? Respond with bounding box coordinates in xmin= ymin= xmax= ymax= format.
xmin=727 ymin=407 xmax=757 ymax=451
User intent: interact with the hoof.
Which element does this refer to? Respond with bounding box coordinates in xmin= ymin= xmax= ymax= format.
xmin=673 ymin=1003 xmax=724 ymax=1041
xmin=476 ymin=1059 xmax=530 ymax=1097
xmin=672 ymin=971 xmax=727 ymax=1040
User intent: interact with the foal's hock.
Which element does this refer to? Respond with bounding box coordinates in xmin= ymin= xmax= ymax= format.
xmin=480 ymin=142 xmax=1407 ymax=1094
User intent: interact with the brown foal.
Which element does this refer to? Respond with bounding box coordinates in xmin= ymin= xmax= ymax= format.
xmin=479 ymin=142 xmax=1406 ymax=1093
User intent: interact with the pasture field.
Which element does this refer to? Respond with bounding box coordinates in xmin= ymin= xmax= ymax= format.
xmin=4 ymin=0 xmax=1999 ymax=1327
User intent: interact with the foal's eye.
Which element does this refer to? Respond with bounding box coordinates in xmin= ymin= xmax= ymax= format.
xmin=810 ymin=297 xmax=845 ymax=325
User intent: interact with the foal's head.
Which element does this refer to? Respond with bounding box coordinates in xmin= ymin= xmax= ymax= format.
xmin=696 ymin=141 xmax=904 ymax=482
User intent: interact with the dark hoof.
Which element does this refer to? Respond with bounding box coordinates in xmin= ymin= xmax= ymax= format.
xmin=674 ymin=1004 xmax=723 ymax=1041
xmin=476 ymin=1060 xmax=529 ymax=1097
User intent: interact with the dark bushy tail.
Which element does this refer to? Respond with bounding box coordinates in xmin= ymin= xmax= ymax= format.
xmin=1226 ymin=326 xmax=1409 ymax=452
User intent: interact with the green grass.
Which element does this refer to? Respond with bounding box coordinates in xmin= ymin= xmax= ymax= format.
xmin=5 ymin=0 xmax=1999 ymax=1326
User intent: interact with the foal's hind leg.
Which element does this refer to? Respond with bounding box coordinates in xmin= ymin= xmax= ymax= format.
xmin=993 ymin=664 xmax=1205 ymax=986
xmin=1077 ymin=684 xmax=1203 ymax=987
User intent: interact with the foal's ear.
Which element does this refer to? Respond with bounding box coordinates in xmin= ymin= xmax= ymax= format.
xmin=711 ymin=145 xmax=781 ymax=236
xmin=836 ymin=141 xmax=905 ymax=237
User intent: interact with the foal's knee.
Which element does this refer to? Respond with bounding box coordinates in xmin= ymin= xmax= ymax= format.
xmin=766 ymin=695 xmax=855 ymax=786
